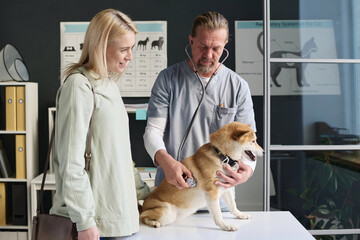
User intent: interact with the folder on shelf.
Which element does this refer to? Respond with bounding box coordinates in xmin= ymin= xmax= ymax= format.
xmin=0 ymin=139 xmax=13 ymax=178
xmin=16 ymin=86 xmax=26 ymax=131
xmin=15 ymin=135 xmax=26 ymax=179
xmin=0 ymin=182 xmax=6 ymax=226
xmin=12 ymin=183 xmax=27 ymax=225
xmin=5 ymin=86 xmax=17 ymax=131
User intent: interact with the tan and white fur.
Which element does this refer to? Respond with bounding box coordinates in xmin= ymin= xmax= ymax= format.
xmin=140 ymin=122 xmax=264 ymax=231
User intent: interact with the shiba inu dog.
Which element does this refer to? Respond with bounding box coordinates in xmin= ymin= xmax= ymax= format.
xmin=140 ymin=122 xmax=264 ymax=231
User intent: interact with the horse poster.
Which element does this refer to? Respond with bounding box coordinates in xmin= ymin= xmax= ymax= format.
xmin=60 ymin=21 xmax=167 ymax=97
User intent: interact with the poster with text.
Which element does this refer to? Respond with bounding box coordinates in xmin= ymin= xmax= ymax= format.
xmin=60 ymin=21 xmax=167 ymax=97
xmin=235 ymin=20 xmax=340 ymax=96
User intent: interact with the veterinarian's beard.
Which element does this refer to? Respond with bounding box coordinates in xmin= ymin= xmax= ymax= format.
xmin=196 ymin=61 xmax=215 ymax=74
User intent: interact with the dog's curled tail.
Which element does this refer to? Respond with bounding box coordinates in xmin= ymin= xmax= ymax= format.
xmin=140 ymin=209 xmax=163 ymax=228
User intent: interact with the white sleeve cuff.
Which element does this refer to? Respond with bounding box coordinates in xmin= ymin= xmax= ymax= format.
xmin=240 ymin=157 xmax=257 ymax=174
xmin=143 ymin=117 xmax=167 ymax=165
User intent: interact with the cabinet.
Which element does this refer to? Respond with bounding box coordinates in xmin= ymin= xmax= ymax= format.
xmin=0 ymin=82 xmax=38 ymax=239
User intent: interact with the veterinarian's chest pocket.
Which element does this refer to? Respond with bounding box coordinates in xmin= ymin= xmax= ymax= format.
xmin=210 ymin=105 xmax=237 ymax=133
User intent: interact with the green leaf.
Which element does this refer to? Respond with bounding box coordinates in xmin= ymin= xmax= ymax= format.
xmin=320 ymin=163 xmax=333 ymax=188
xmin=342 ymin=220 xmax=353 ymax=229
xmin=328 ymin=175 xmax=338 ymax=193
xmin=314 ymin=219 xmax=325 ymax=229
xmin=324 ymin=219 xmax=335 ymax=229
xmin=348 ymin=171 xmax=360 ymax=182
xmin=343 ymin=205 xmax=352 ymax=220
xmin=334 ymin=211 xmax=341 ymax=221
xmin=300 ymin=188 xmax=310 ymax=199
xmin=336 ymin=172 xmax=352 ymax=190
xmin=326 ymin=199 xmax=336 ymax=209
xmin=318 ymin=205 xmax=330 ymax=215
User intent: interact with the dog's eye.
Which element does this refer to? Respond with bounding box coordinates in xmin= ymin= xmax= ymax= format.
xmin=252 ymin=140 xmax=256 ymax=143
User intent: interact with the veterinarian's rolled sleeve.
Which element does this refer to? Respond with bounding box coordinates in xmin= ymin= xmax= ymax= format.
xmin=143 ymin=117 xmax=167 ymax=162
xmin=241 ymin=157 xmax=256 ymax=173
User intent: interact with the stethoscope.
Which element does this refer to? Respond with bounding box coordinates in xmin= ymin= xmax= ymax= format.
xmin=176 ymin=43 xmax=229 ymax=161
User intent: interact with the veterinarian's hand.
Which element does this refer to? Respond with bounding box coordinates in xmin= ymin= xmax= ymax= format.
xmin=78 ymin=225 xmax=99 ymax=240
xmin=215 ymin=161 xmax=253 ymax=188
xmin=155 ymin=149 xmax=193 ymax=189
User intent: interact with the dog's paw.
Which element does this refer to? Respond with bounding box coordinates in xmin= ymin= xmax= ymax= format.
xmin=144 ymin=218 xmax=161 ymax=228
xmin=219 ymin=222 xmax=238 ymax=231
xmin=235 ymin=212 xmax=251 ymax=219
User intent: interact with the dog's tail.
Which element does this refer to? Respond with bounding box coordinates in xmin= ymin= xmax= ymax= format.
xmin=139 ymin=199 xmax=167 ymax=226
xmin=139 ymin=209 xmax=150 ymax=224
xmin=139 ymin=208 xmax=161 ymax=226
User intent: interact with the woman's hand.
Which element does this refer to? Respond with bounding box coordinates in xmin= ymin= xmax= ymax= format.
xmin=78 ymin=225 xmax=99 ymax=240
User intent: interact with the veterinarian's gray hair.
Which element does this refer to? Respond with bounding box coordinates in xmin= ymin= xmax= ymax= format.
xmin=191 ymin=11 xmax=229 ymax=42
xmin=64 ymin=9 xmax=138 ymax=80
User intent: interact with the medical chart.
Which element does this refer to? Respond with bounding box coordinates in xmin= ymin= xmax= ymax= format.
xmin=60 ymin=21 xmax=167 ymax=97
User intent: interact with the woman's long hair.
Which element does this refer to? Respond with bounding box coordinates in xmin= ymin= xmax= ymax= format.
xmin=63 ymin=9 xmax=137 ymax=80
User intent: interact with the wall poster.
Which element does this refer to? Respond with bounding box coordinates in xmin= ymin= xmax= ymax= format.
xmin=235 ymin=20 xmax=340 ymax=96
xmin=60 ymin=21 xmax=167 ymax=97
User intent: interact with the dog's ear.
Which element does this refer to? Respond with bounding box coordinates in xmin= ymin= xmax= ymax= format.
xmin=231 ymin=130 xmax=249 ymax=141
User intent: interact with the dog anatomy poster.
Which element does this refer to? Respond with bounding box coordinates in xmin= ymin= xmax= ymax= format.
xmin=235 ymin=20 xmax=340 ymax=96
xmin=60 ymin=21 xmax=167 ymax=97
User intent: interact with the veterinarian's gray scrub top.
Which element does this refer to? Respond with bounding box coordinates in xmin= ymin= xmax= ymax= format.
xmin=147 ymin=60 xmax=256 ymax=186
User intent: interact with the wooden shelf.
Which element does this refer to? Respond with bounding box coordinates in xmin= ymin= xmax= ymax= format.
xmin=0 ymin=82 xmax=38 ymax=240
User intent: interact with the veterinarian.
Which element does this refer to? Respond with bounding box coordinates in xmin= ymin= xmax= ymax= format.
xmin=144 ymin=11 xmax=257 ymax=208
xmin=50 ymin=9 xmax=139 ymax=240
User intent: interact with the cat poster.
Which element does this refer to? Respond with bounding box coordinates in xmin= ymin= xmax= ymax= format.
xmin=235 ymin=20 xmax=340 ymax=96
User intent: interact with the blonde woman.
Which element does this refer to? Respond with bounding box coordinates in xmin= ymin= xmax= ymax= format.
xmin=50 ymin=9 xmax=139 ymax=239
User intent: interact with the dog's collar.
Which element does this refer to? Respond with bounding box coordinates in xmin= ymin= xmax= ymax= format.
xmin=213 ymin=147 xmax=238 ymax=167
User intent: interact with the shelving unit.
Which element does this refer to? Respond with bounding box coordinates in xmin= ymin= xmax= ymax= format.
xmin=0 ymin=82 xmax=38 ymax=240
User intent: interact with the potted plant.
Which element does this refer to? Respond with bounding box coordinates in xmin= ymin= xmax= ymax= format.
xmin=289 ymin=151 xmax=360 ymax=240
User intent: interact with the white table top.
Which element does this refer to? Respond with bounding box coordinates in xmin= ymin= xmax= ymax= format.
xmin=123 ymin=211 xmax=314 ymax=240
xmin=31 ymin=174 xmax=314 ymax=239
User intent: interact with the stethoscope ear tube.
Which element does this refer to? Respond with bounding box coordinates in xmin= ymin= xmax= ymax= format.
xmin=184 ymin=44 xmax=229 ymax=76
xmin=176 ymin=44 xmax=229 ymax=161
xmin=185 ymin=44 xmax=196 ymax=72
